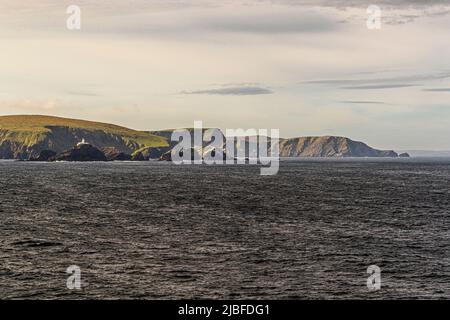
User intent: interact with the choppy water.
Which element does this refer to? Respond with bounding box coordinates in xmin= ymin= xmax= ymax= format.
xmin=1 ymin=158 xmax=450 ymax=299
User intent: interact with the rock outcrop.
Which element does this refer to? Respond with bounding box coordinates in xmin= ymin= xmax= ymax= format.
xmin=399 ymin=153 xmax=410 ymax=158
xmin=53 ymin=144 xmax=107 ymax=162
xmin=29 ymin=150 xmax=57 ymax=161
xmin=159 ymin=148 xmax=201 ymax=161
xmin=159 ymin=150 xmax=172 ymax=161
xmin=131 ymin=152 xmax=145 ymax=161
xmin=102 ymin=147 xmax=132 ymax=161
xmin=203 ymin=146 xmax=227 ymax=161
xmin=131 ymin=146 xmax=171 ymax=160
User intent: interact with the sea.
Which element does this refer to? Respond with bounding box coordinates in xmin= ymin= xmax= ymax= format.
xmin=0 ymin=158 xmax=449 ymax=299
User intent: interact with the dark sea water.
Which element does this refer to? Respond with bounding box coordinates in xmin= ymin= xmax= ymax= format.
xmin=1 ymin=158 xmax=450 ymax=299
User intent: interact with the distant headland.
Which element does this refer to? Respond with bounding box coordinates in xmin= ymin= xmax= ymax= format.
xmin=0 ymin=115 xmax=406 ymax=161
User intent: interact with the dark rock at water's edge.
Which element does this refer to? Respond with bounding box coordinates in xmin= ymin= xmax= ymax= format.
xmin=131 ymin=152 xmax=145 ymax=161
xmin=29 ymin=150 xmax=57 ymax=161
xmin=102 ymin=147 xmax=132 ymax=161
xmin=159 ymin=148 xmax=201 ymax=161
xmin=52 ymin=144 xmax=107 ymax=162
xmin=159 ymin=150 xmax=172 ymax=161
xmin=148 ymin=147 xmax=171 ymax=159
xmin=112 ymin=153 xmax=132 ymax=161
xmin=132 ymin=146 xmax=171 ymax=161
xmin=203 ymin=147 xmax=227 ymax=161
xmin=399 ymin=153 xmax=410 ymax=158
xmin=26 ymin=144 xmax=170 ymax=162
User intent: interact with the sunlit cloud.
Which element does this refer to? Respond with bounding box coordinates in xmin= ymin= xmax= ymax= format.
xmin=182 ymin=86 xmax=273 ymax=96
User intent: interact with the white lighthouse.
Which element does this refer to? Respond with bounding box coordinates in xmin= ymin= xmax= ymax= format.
xmin=77 ymin=138 xmax=89 ymax=147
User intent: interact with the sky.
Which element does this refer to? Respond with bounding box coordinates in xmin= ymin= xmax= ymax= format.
xmin=1 ymin=0 xmax=450 ymax=150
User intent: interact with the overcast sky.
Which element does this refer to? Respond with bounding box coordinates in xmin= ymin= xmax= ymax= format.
xmin=1 ymin=0 xmax=450 ymax=149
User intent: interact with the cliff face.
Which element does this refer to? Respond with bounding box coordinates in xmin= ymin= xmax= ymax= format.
xmin=277 ymin=136 xmax=398 ymax=157
xmin=0 ymin=115 xmax=399 ymax=159
xmin=0 ymin=115 xmax=168 ymax=159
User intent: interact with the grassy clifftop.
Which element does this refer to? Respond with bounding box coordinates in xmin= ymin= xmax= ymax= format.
xmin=278 ymin=136 xmax=398 ymax=157
xmin=0 ymin=115 xmax=168 ymax=159
xmin=0 ymin=115 xmax=399 ymax=159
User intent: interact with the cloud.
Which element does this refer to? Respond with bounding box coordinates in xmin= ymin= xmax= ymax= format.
xmin=182 ymin=86 xmax=273 ymax=95
xmin=303 ymin=71 xmax=450 ymax=86
xmin=338 ymin=100 xmax=385 ymax=104
xmin=199 ymin=10 xmax=337 ymax=34
xmin=272 ymin=0 xmax=450 ymax=25
xmin=3 ymin=0 xmax=449 ymax=39
xmin=273 ymin=0 xmax=450 ymax=8
xmin=423 ymin=88 xmax=450 ymax=92
xmin=0 ymin=98 xmax=63 ymax=112
xmin=341 ymin=84 xmax=419 ymax=90
xmin=66 ymin=90 xmax=100 ymax=97
xmin=0 ymin=1 xmax=340 ymax=37
xmin=303 ymin=71 xmax=450 ymax=90
xmin=90 ymin=7 xmax=339 ymax=37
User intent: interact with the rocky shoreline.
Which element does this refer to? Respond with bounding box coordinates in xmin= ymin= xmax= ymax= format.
xmin=29 ymin=143 xmax=169 ymax=162
xmin=1 ymin=116 xmax=409 ymax=161
xmin=27 ymin=143 xmax=229 ymax=162
xmin=27 ymin=140 xmax=410 ymax=163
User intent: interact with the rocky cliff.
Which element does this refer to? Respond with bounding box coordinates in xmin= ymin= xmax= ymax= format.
xmin=53 ymin=144 xmax=108 ymax=162
xmin=277 ymin=136 xmax=398 ymax=157
xmin=0 ymin=115 xmax=399 ymax=159
xmin=0 ymin=115 xmax=168 ymax=159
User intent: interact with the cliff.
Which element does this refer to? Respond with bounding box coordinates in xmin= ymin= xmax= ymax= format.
xmin=0 ymin=115 xmax=399 ymax=159
xmin=277 ymin=136 xmax=398 ymax=157
xmin=0 ymin=115 xmax=168 ymax=159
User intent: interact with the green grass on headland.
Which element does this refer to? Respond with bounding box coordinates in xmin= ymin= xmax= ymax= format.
xmin=0 ymin=115 xmax=169 ymax=148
